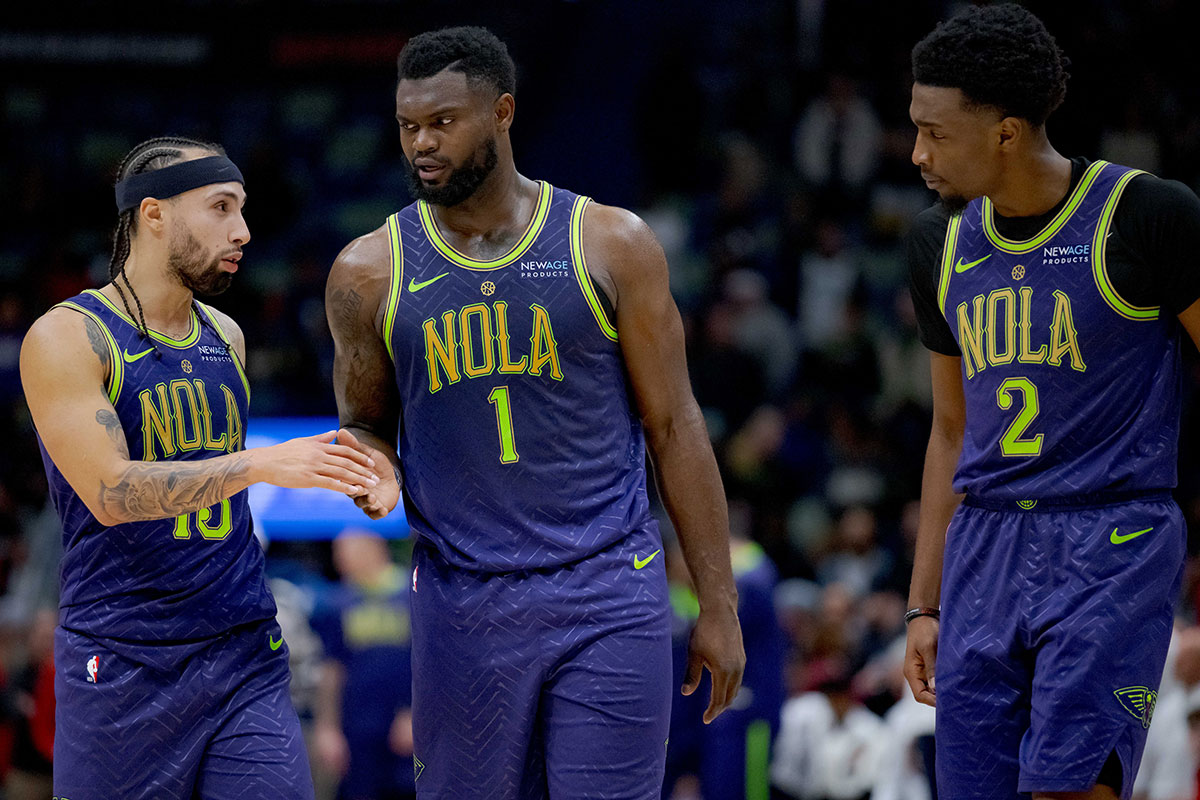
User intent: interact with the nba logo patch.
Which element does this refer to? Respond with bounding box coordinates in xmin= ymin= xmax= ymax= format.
xmin=86 ymin=655 xmax=99 ymax=683
xmin=412 ymin=564 xmax=419 ymax=593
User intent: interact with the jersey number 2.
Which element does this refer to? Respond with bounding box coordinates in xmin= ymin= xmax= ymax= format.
xmin=488 ymin=386 xmax=520 ymax=464
xmin=172 ymin=498 xmax=233 ymax=540
xmin=996 ymin=377 xmax=1043 ymax=457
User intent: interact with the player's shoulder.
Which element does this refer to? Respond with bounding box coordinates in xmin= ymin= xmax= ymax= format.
xmin=580 ymin=201 xmax=664 ymax=275
xmin=195 ymin=302 xmax=245 ymax=359
xmin=20 ymin=304 xmax=107 ymax=382
xmin=1121 ymin=169 xmax=1200 ymax=215
xmin=909 ymin=202 xmax=954 ymax=243
xmin=582 ymin=202 xmax=657 ymax=248
xmin=328 ymin=221 xmax=393 ymax=287
xmin=24 ymin=303 xmax=95 ymax=351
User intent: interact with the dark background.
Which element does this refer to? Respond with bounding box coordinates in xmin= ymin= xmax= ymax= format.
xmin=2 ymin=0 xmax=1200 ymax=792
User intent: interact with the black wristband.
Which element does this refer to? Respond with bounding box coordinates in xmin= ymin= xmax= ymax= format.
xmin=904 ymin=606 xmax=940 ymax=625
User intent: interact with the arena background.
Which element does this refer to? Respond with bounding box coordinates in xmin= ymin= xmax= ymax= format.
xmin=3 ymin=1 xmax=1200 ymax=798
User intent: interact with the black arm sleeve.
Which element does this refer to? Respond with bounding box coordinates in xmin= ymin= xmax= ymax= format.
xmin=906 ymin=204 xmax=961 ymax=356
xmin=1109 ymin=174 xmax=1200 ymax=314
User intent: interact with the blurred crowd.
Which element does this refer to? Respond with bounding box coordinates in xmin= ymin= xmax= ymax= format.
xmin=4 ymin=1 xmax=1200 ymax=799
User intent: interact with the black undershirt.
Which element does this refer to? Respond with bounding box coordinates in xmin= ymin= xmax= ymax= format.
xmin=908 ymin=157 xmax=1200 ymax=356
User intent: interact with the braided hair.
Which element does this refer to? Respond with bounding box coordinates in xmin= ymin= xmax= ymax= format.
xmin=108 ymin=136 xmax=227 ymax=353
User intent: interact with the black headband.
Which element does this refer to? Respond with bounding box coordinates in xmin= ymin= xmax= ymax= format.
xmin=114 ymin=155 xmax=245 ymax=213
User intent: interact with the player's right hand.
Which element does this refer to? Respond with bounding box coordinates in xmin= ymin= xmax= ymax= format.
xmin=336 ymin=428 xmax=401 ymax=519
xmin=903 ymin=616 xmax=938 ymax=707
xmin=253 ymin=430 xmax=378 ymax=497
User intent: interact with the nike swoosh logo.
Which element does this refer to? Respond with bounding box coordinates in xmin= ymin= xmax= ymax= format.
xmin=269 ymin=634 xmax=284 ymax=651
xmin=408 ymin=273 xmax=449 ymax=293
xmin=1110 ymin=527 xmax=1153 ymax=544
xmin=954 ymin=254 xmax=992 ymax=273
xmin=123 ymin=347 xmax=155 ymax=363
xmin=634 ymin=549 xmax=661 ymax=570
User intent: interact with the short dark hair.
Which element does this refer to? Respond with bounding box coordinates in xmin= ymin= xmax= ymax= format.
xmin=911 ymin=3 xmax=1069 ymax=126
xmin=397 ymin=26 xmax=516 ymax=97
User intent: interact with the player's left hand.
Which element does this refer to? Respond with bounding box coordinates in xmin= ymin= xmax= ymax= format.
xmin=682 ymin=605 xmax=745 ymax=724
xmin=337 ymin=428 xmax=401 ymax=519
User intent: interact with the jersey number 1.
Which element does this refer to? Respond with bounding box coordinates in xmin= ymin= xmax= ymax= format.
xmin=173 ymin=498 xmax=233 ymax=540
xmin=996 ymin=377 xmax=1044 ymax=457
xmin=488 ymin=386 xmax=520 ymax=464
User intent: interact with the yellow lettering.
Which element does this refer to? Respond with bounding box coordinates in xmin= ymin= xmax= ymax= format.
xmin=423 ymin=310 xmax=460 ymax=393
xmin=528 ymin=304 xmax=563 ymax=381
xmin=956 ymin=295 xmax=987 ymax=380
xmin=1018 ymin=286 xmax=1047 ymax=364
xmin=986 ymin=288 xmax=1017 ymax=366
xmin=170 ymin=379 xmax=202 ymax=452
xmin=193 ymin=380 xmax=228 ymax=452
xmin=222 ymin=384 xmax=243 ymax=453
xmin=139 ymin=382 xmax=175 ymax=460
xmin=459 ymin=303 xmax=496 ymax=379
xmin=494 ymin=301 xmax=528 ymax=374
xmin=1048 ymin=290 xmax=1086 ymax=371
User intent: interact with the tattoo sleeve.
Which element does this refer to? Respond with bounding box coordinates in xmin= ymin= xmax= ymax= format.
xmin=98 ymin=454 xmax=251 ymax=522
xmin=84 ymin=317 xmax=110 ymax=371
xmin=95 ymin=409 xmax=129 ymax=458
xmin=329 ymin=285 xmax=401 ymax=448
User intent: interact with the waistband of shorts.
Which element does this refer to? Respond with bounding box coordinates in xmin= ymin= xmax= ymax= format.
xmin=962 ymin=489 xmax=1173 ymax=512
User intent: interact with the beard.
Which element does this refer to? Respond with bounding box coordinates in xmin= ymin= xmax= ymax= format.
xmin=939 ymin=192 xmax=970 ymax=214
xmin=167 ymin=224 xmax=233 ymax=297
xmin=402 ymin=135 xmax=499 ymax=207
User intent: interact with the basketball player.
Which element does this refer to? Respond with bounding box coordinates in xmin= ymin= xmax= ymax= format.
xmin=902 ymin=6 xmax=1200 ymax=799
xmin=325 ymin=27 xmax=745 ymax=799
xmin=20 ymin=136 xmax=380 ymax=800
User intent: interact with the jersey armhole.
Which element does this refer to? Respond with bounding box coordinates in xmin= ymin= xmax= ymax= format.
xmin=194 ymin=302 xmax=252 ymax=399
xmin=383 ymin=213 xmax=405 ymax=362
xmin=936 ymin=213 xmax=963 ymax=317
xmin=1092 ymin=169 xmax=1159 ymax=320
xmin=569 ymin=196 xmax=619 ymax=342
xmin=55 ymin=302 xmax=124 ymax=405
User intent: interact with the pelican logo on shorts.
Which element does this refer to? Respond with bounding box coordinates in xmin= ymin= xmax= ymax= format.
xmin=86 ymin=655 xmax=99 ymax=683
xmin=1114 ymin=686 xmax=1157 ymax=728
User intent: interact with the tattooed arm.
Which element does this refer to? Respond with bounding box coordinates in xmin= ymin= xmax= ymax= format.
xmin=326 ymin=226 xmax=403 ymax=519
xmin=21 ymin=307 xmax=380 ymax=528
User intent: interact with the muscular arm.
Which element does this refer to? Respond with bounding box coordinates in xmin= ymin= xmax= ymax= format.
xmin=22 ymin=310 xmax=255 ymax=526
xmin=326 ymin=228 xmax=404 ymax=518
xmin=584 ymin=203 xmax=745 ymax=722
xmin=903 ymin=351 xmax=966 ymax=706
xmin=21 ymin=310 xmax=377 ymax=528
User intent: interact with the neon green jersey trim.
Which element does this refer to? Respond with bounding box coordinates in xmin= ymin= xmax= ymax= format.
xmin=568 ymin=195 xmax=619 ymax=341
xmin=84 ymin=289 xmax=202 ymax=348
xmin=1091 ymin=168 xmax=1157 ymax=320
xmin=417 ymin=180 xmax=551 ymax=271
xmin=194 ymin=302 xmax=252 ymax=400
xmin=981 ymin=160 xmax=1108 ymax=253
xmin=937 ymin=213 xmax=963 ymax=317
xmin=384 ymin=214 xmax=405 ymax=362
xmin=745 ymin=719 xmax=771 ymax=800
xmin=57 ymin=301 xmax=123 ymax=405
